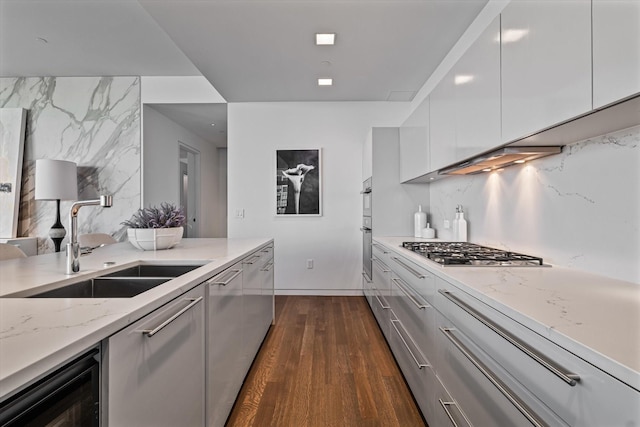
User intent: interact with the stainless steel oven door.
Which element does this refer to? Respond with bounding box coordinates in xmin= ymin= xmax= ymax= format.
xmin=362 ymin=178 xmax=372 ymax=217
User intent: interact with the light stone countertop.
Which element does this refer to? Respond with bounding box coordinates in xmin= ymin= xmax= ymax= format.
xmin=0 ymin=237 xmax=272 ymax=401
xmin=374 ymin=237 xmax=640 ymax=392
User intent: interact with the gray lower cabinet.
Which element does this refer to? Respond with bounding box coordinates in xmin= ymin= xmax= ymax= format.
xmin=388 ymin=309 xmax=431 ymax=418
xmin=104 ymin=243 xmax=275 ymax=427
xmin=371 ymin=256 xmax=391 ymax=340
xmin=242 ymin=246 xmax=274 ymax=375
xmin=434 ymin=277 xmax=640 ymax=427
xmin=372 ymin=241 xmax=640 ymax=427
xmin=105 ymin=285 xmax=206 ymax=427
xmin=206 ymin=262 xmax=244 ymax=427
xmin=209 ymin=244 xmax=274 ymax=427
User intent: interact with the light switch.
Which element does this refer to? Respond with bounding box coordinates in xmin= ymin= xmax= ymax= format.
xmin=235 ymin=208 xmax=244 ymax=219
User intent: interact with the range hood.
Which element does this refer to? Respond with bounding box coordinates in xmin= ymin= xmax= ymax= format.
xmin=439 ymin=146 xmax=562 ymax=175
xmin=406 ymin=94 xmax=640 ymax=183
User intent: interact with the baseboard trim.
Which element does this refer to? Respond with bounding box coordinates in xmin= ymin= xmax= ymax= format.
xmin=275 ymin=289 xmax=365 ymax=296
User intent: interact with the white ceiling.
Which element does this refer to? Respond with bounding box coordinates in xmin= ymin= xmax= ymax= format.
xmin=1 ymin=0 xmax=489 ymax=141
xmin=139 ymin=0 xmax=488 ymax=102
xmin=0 ymin=0 xmax=200 ymax=77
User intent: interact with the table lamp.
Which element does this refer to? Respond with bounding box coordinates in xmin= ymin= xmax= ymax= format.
xmin=35 ymin=159 xmax=78 ymax=252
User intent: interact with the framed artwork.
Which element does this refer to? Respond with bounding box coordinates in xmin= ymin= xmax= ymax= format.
xmin=276 ymin=149 xmax=321 ymax=216
xmin=0 ymin=108 xmax=27 ymax=238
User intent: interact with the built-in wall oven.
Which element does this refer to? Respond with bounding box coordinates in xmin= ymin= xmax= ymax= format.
xmin=0 ymin=347 xmax=100 ymax=427
xmin=361 ymin=178 xmax=372 ymax=280
xmin=362 ymin=177 xmax=372 ymax=217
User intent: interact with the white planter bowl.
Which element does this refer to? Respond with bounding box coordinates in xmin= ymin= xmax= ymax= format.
xmin=127 ymin=227 xmax=183 ymax=251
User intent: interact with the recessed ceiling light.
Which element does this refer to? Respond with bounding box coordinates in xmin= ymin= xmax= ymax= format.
xmin=482 ymin=168 xmax=492 ymax=172
xmin=210 ymin=123 xmax=215 ymax=127
xmin=318 ymin=78 xmax=333 ymax=86
xmin=316 ymin=33 xmax=336 ymax=45
xmin=514 ymin=159 xmax=526 ymax=164
xmin=36 ymin=37 xmax=48 ymax=44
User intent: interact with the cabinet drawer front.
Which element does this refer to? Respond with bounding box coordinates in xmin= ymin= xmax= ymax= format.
xmin=371 ymin=287 xmax=390 ymax=340
xmin=372 ymin=256 xmax=391 ymax=298
xmin=436 ymin=311 xmax=561 ymax=427
xmin=389 ymin=254 xmax=435 ymax=303
xmin=435 ymin=278 xmax=640 ymax=426
xmin=388 ymin=310 xmax=430 ymax=417
xmin=107 ymin=286 xmax=205 ymax=427
xmin=258 ymin=244 xmax=274 ymax=261
xmin=207 ymin=265 xmax=244 ymax=427
xmin=390 ymin=276 xmax=436 ymax=365
xmin=430 ymin=370 xmax=472 ymax=427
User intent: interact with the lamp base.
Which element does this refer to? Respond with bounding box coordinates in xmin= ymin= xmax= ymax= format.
xmin=49 ymin=199 xmax=66 ymax=253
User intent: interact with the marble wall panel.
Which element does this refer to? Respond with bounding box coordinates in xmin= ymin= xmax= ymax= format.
xmin=0 ymin=77 xmax=141 ymax=253
xmin=427 ymin=125 xmax=640 ymax=283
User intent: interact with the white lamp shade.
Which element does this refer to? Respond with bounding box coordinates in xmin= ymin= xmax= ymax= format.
xmin=34 ymin=159 xmax=78 ymax=201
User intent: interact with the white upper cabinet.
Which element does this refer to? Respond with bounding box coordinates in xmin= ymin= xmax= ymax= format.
xmin=501 ymin=0 xmax=592 ymax=143
xmin=429 ymin=71 xmax=458 ymax=172
xmin=399 ymin=98 xmax=430 ymax=183
xmin=430 ymin=16 xmax=501 ymax=172
xmin=453 ymin=16 xmax=501 ymax=160
xmin=593 ymin=0 xmax=640 ymax=108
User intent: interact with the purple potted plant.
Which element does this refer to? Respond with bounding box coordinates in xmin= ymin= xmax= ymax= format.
xmin=122 ymin=203 xmax=187 ymax=250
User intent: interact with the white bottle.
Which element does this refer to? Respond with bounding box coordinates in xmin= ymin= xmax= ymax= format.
xmin=457 ymin=205 xmax=468 ymax=242
xmin=414 ymin=205 xmax=426 ymax=238
xmin=452 ymin=206 xmax=460 ymax=241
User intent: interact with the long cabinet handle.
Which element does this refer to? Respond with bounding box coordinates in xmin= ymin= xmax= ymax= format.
xmin=141 ymin=297 xmax=203 ymax=337
xmin=372 ymin=243 xmax=389 ymax=254
xmin=391 ymin=319 xmax=428 ymax=369
xmin=392 ymin=257 xmax=425 ymax=279
xmin=371 ymin=257 xmax=391 ymax=272
xmin=438 ymin=289 xmax=579 ymax=386
xmin=439 ymin=399 xmax=470 ymax=427
xmin=362 ymin=272 xmax=372 ymax=283
xmin=208 ymin=269 xmax=242 ymax=286
xmin=373 ymin=293 xmax=390 ymax=310
xmin=440 ymin=327 xmax=548 ymax=427
xmin=392 ymin=278 xmax=428 ymax=309
xmin=260 ymin=262 xmax=274 ymax=272
xmin=243 ymin=254 xmax=261 ymax=265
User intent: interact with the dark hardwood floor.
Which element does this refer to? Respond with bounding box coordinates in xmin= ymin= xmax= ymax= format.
xmin=226 ymin=295 xmax=427 ymax=427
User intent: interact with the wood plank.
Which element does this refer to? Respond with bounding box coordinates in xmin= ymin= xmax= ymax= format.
xmin=226 ymin=296 xmax=426 ymax=426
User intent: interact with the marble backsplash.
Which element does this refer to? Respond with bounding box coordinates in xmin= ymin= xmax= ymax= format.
xmin=0 ymin=77 xmax=141 ymax=253
xmin=426 ymin=125 xmax=639 ymax=284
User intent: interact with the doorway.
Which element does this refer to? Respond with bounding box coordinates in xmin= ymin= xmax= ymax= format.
xmin=179 ymin=143 xmax=200 ymax=237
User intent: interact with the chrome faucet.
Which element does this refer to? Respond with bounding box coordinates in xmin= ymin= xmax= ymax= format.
xmin=66 ymin=195 xmax=113 ymax=274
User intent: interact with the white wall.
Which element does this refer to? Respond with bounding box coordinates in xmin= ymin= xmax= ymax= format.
xmin=143 ymin=105 xmax=225 ymax=237
xmin=228 ymin=102 xmax=410 ymax=294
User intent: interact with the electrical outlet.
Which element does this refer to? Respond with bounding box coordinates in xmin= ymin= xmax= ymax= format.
xmin=306 ymin=259 xmax=314 ymax=269
xmin=444 ymin=219 xmax=451 ymax=229
xmin=235 ymin=208 xmax=244 ymax=219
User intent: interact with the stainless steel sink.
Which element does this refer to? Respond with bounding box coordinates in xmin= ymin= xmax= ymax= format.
xmin=25 ymin=264 xmax=204 ymax=298
xmin=101 ymin=264 xmax=201 ymax=278
xmin=29 ymin=277 xmax=171 ymax=298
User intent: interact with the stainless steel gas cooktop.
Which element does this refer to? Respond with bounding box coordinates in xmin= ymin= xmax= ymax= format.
xmin=401 ymin=242 xmax=546 ymax=267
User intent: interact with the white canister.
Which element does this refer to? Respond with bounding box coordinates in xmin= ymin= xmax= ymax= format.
xmin=421 ymin=224 xmax=436 ymax=239
xmin=414 ymin=205 xmax=427 ymax=238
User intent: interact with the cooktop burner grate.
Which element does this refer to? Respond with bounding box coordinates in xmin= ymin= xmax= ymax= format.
xmin=401 ymin=242 xmax=545 ymax=266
